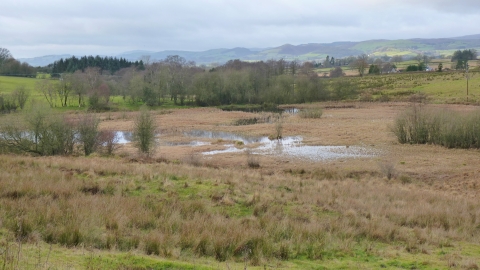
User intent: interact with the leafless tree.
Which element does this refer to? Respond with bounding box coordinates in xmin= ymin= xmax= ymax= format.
xmin=352 ymin=54 xmax=369 ymax=77
xmin=35 ymin=80 xmax=57 ymax=107
xmin=57 ymin=74 xmax=72 ymax=107
xmin=391 ymin=55 xmax=403 ymax=66
xmin=141 ymin=55 xmax=151 ymax=66
xmin=97 ymin=130 xmax=120 ymax=155
xmin=70 ymin=71 xmax=87 ymax=107
xmin=84 ymin=67 xmax=102 ymax=91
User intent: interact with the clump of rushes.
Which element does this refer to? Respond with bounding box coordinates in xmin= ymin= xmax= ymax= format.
xmin=298 ymin=108 xmax=323 ymax=119
xmin=393 ymin=104 xmax=480 ymax=148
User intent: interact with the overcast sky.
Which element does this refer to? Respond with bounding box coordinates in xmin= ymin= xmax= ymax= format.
xmin=2 ymin=0 xmax=480 ymax=58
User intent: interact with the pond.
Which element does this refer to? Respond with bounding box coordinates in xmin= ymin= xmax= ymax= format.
xmin=114 ymin=130 xmax=379 ymax=161
xmin=188 ymin=130 xmax=378 ymax=161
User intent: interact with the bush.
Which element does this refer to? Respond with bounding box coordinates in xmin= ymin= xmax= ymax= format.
xmin=132 ymin=106 xmax=157 ymax=156
xmin=13 ymin=85 xmax=29 ymax=110
xmin=97 ymin=130 xmax=120 ymax=156
xmin=330 ymin=80 xmax=358 ymax=100
xmin=0 ymin=105 xmax=77 ymax=156
xmin=77 ymin=114 xmax=99 ymax=156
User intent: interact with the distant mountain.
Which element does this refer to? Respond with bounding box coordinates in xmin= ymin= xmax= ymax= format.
xmin=19 ymin=34 xmax=480 ymax=67
xmin=18 ymin=54 xmax=72 ymax=67
xmin=451 ymin=34 xmax=480 ymax=40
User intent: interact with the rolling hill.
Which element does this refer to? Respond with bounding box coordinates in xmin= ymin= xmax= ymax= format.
xmin=18 ymin=34 xmax=480 ymax=66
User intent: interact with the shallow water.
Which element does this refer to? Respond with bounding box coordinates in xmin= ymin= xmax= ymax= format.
xmin=190 ymin=130 xmax=378 ymax=161
xmin=115 ymin=131 xmax=133 ymax=144
xmin=164 ymin=141 xmax=210 ymax=146
xmin=114 ymin=129 xmax=378 ymax=161
xmin=184 ymin=130 xmax=262 ymax=144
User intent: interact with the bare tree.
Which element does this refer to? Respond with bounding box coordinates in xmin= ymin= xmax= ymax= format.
xmin=70 ymin=71 xmax=87 ymax=107
xmin=352 ymin=54 xmax=369 ymax=77
xmin=141 ymin=55 xmax=151 ymax=66
xmin=35 ymin=80 xmax=57 ymax=107
xmin=391 ymin=55 xmax=403 ymax=67
xmin=381 ymin=62 xmax=394 ymax=73
xmin=84 ymin=67 xmax=102 ymax=91
xmin=57 ymin=74 xmax=72 ymax=107
xmin=97 ymin=130 xmax=119 ymax=155
xmin=164 ymin=55 xmax=189 ymax=105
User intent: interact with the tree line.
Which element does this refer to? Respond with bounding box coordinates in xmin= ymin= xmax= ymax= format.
xmin=451 ymin=49 xmax=477 ymax=70
xmin=33 ymin=56 xmax=360 ymax=111
xmin=110 ymin=57 xmax=358 ymax=107
xmin=0 ymin=48 xmax=36 ymax=77
xmin=50 ymin=55 xmax=144 ymax=75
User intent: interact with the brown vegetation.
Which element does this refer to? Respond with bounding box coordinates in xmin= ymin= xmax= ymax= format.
xmin=2 ymin=102 xmax=480 ymax=267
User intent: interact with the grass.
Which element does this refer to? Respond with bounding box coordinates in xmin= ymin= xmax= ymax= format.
xmin=0 ymin=76 xmax=38 ymax=94
xmin=1 ymin=148 xmax=480 ymax=268
xmin=298 ymin=108 xmax=323 ymax=119
xmin=3 ymin=70 xmax=480 ymax=268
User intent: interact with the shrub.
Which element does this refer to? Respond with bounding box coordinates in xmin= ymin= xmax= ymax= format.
xmin=0 ymin=105 xmax=76 ymax=156
xmin=132 ymin=106 xmax=157 ymax=156
xmin=77 ymin=113 xmax=99 ymax=156
xmin=378 ymin=161 xmax=396 ymax=180
xmin=246 ymin=150 xmax=260 ymax=168
xmin=97 ymin=130 xmax=120 ymax=156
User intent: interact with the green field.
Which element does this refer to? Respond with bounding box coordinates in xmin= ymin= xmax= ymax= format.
xmin=0 ymin=76 xmax=38 ymax=94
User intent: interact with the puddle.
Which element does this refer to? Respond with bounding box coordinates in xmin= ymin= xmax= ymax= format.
xmin=219 ymin=105 xmax=299 ymax=114
xmin=164 ymin=141 xmax=210 ymax=146
xmin=113 ymin=129 xmax=378 ymax=161
xmin=219 ymin=105 xmax=282 ymax=113
xmin=187 ymin=130 xmax=378 ymax=161
xmin=256 ymin=137 xmax=378 ymax=161
xmin=283 ymin=107 xmax=299 ymax=114
xmin=185 ymin=130 xmax=262 ymax=144
xmin=115 ymin=131 xmax=133 ymax=144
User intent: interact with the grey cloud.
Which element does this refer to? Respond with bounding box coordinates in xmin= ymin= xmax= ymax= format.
xmin=2 ymin=0 xmax=480 ymax=58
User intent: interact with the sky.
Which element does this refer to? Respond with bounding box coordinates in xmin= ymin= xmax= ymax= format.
xmin=2 ymin=0 xmax=480 ymax=58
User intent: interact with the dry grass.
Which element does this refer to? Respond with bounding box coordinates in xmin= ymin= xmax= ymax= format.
xmin=2 ymin=102 xmax=480 ymax=268
xmin=1 ymin=153 xmax=480 ymax=266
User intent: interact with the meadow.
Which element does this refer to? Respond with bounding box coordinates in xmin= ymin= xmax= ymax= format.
xmin=1 ymin=69 xmax=480 ymax=269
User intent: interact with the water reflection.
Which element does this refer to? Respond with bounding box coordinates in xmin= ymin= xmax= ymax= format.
xmin=115 ymin=131 xmax=133 ymax=144
xmin=189 ymin=130 xmax=378 ymax=161
xmin=113 ymin=129 xmax=378 ymax=161
xmin=185 ymin=130 xmax=262 ymax=144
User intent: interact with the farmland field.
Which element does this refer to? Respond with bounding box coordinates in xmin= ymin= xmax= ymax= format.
xmin=1 ymin=101 xmax=480 ymax=269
